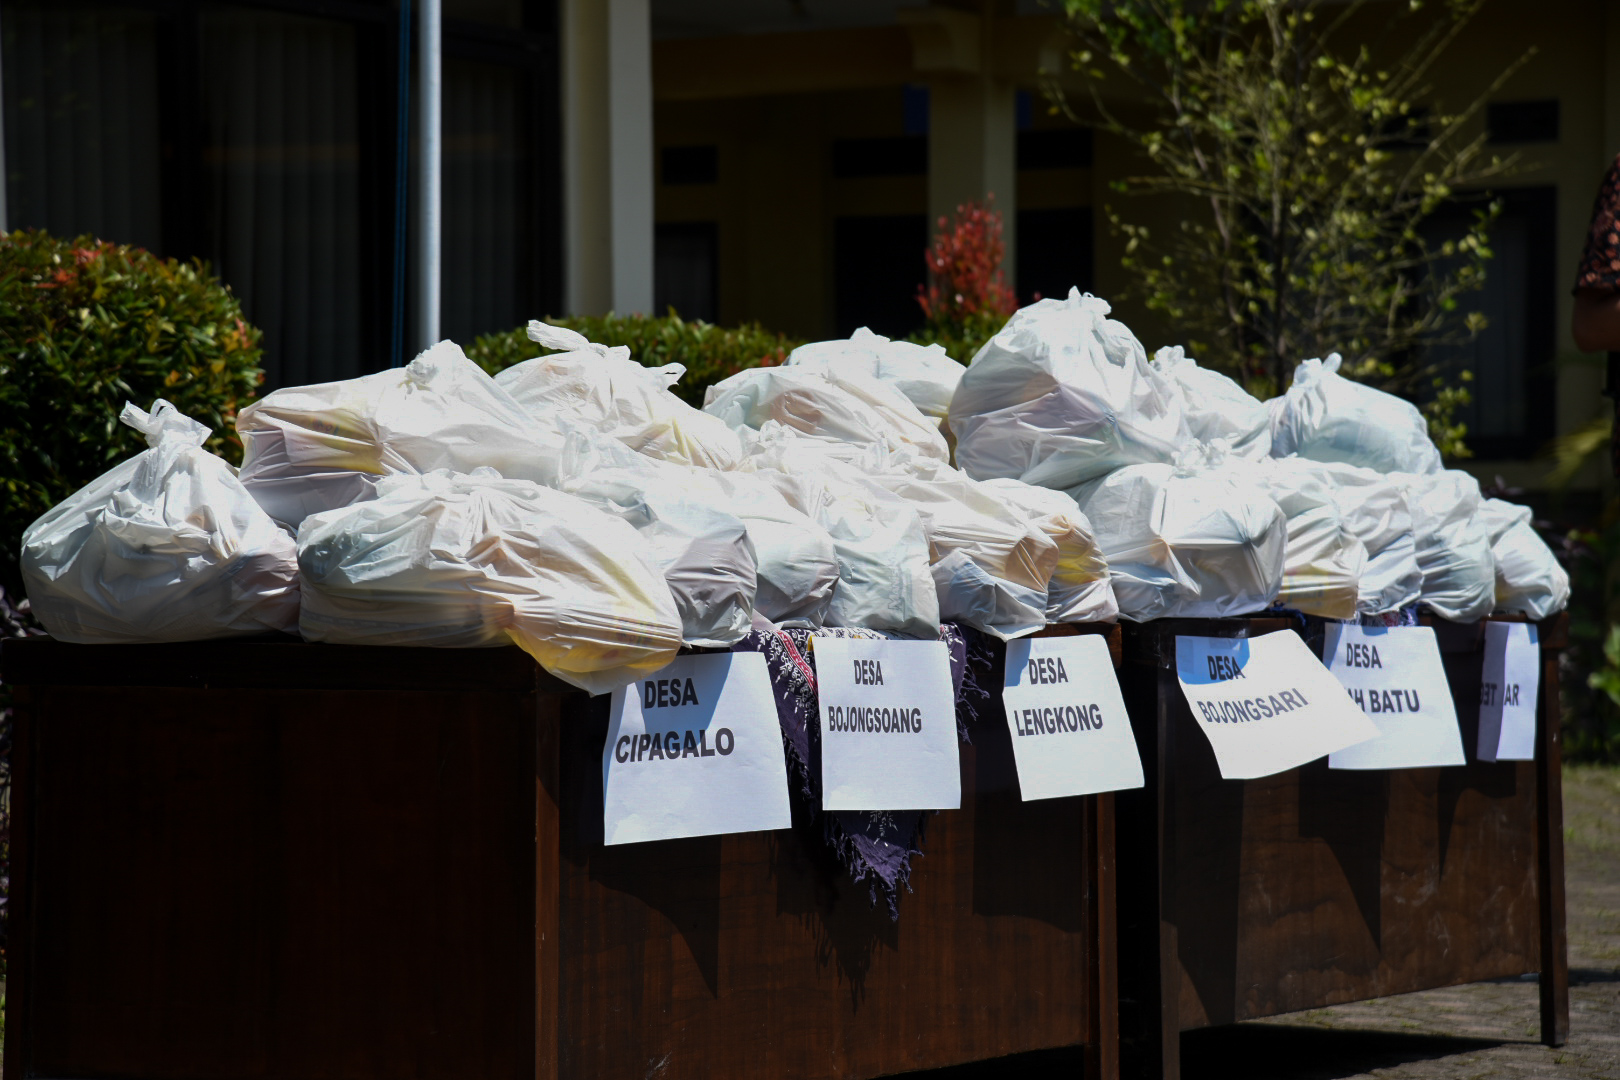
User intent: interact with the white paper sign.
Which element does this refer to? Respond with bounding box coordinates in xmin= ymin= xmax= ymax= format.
xmin=1002 ymin=635 xmax=1144 ymax=800
xmin=812 ymin=637 xmax=961 ymax=811
xmin=1478 ymin=621 xmax=1541 ymax=762
xmin=1324 ymin=624 xmax=1466 ymax=770
xmin=1176 ymin=631 xmax=1380 ymax=779
xmin=603 ymin=652 xmax=792 ymax=845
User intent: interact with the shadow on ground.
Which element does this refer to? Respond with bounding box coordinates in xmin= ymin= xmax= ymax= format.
xmin=1180 ymin=1023 xmax=1507 ymax=1080
xmin=884 ymin=1025 xmax=1507 ymax=1080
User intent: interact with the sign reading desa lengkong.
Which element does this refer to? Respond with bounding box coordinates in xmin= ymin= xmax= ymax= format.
xmin=603 ymin=652 xmax=792 ymax=846
xmin=811 ymin=636 xmax=961 ymax=811
xmin=1324 ymin=623 xmax=1465 ymax=770
xmin=1175 ymin=631 xmax=1379 ymax=779
xmin=1001 ymin=635 xmax=1143 ymax=800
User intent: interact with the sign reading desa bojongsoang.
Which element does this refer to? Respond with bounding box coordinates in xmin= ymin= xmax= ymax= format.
xmin=603 ymin=652 xmax=792 ymax=845
xmin=811 ymin=636 xmax=961 ymax=812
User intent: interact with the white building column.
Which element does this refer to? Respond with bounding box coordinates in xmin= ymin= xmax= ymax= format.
xmin=563 ymin=0 xmax=654 ymax=316
xmin=900 ymin=4 xmax=1018 ymax=290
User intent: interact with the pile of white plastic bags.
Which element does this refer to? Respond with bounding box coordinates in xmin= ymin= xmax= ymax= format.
xmin=18 ymin=288 xmax=1567 ymax=690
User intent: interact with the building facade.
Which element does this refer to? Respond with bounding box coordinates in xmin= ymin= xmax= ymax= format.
xmin=5 ymin=0 xmax=1617 ymax=488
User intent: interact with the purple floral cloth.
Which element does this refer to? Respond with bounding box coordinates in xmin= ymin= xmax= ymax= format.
xmin=729 ymin=620 xmax=998 ymax=918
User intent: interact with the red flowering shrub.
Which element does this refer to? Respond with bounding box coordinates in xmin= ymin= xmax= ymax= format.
xmin=911 ymin=196 xmax=1017 ymax=363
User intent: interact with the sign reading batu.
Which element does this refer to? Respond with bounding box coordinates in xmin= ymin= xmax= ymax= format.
xmin=1478 ymin=621 xmax=1541 ymax=762
xmin=811 ymin=637 xmax=960 ymax=811
xmin=1001 ymin=635 xmax=1143 ymax=800
xmin=1325 ymin=623 xmax=1465 ymax=770
xmin=1176 ymin=631 xmax=1379 ymax=779
xmin=603 ymin=652 xmax=792 ymax=845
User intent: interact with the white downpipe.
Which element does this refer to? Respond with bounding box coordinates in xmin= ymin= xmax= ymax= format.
xmin=416 ymin=0 xmax=442 ymax=349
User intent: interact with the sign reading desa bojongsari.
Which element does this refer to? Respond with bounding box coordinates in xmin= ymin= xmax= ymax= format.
xmin=1175 ymin=631 xmax=1379 ymax=779
xmin=811 ymin=637 xmax=961 ymax=811
xmin=1001 ymin=634 xmax=1143 ymax=800
xmin=603 ymin=652 xmax=792 ymax=845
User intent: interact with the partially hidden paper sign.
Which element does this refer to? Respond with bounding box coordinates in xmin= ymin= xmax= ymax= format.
xmin=812 ymin=636 xmax=961 ymax=811
xmin=1325 ymin=624 xmax=1465 ymax=770
xmin=1175 ymin=631 xmax=1379 ymax=780
xmin=604 ymin=652 xmax=793 ymax=845
xmin=1002 ymin=635 xmax=1144 ymax=800
xmin=1478 ymin=621 xmax=1541 ymax=762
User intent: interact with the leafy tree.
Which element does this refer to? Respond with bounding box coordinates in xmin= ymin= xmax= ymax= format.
xmin=1053 ymin=0 xmax=1530 ymax=457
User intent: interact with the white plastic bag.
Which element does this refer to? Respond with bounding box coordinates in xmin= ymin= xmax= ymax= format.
xmin=743 ymin=443 xmax=940 ymax=638
xmin=1398 ymin=470 xmax=1496 ymax=623
xmin=980 ymin=478 xmax=1118 ymax=624
xmin=237 ymin=340 xmax=563 ymax=529
xmin=297 ymin=469 xmax=682 ymax=694
xmin=686 ymin=469 xmax=839 ymax=629
xmin=1301 ymin=460 xmax=1424 ymax=615
xmin=495 ymin=321 xmax=744 ymax=470
xmin=948 ymin=289 xmax=1188 ymax=489
xmin=703 ymin=365 xmax=949 ymax=462
xmin=1068 ymin=460 xmax=1287 ymax=621
xmin=22 ymin=400 xmax=300 ymax=643
xmin=1153 ymin=347 xmax=1272 ymax=460
xmin=1243 ymin=456 xmax=1367 ymax=620
xmin=1269 ymin=353 xmax=1443 ymax=474
xmin=1477 ymin=498 xmax=1570 ymax=619
xmin=786 ymin=327 xmax=965 ymax=419
xmin=553 ymin=433 xmax=757 ymax=648
xmin=863 ymin=458 xmax=1059 ymax=639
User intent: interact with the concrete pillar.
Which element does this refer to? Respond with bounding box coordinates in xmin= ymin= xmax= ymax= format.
xmin=562 ymin=0 xmax=653 ymax=316
xmin=901 ymin=4 xmax=1018 ymax=290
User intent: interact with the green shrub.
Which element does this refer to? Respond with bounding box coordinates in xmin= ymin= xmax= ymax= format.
xmin=465 ymin=310 xmax=804 ymax=408
xmin=0 ymin=230 xmax=264 ymax=598
xmin=905 ymin=310 xmax=1004 ymax=367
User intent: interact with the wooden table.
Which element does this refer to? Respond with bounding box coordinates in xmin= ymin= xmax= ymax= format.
xmin=1115 ymin=614 xmax=1569 ymax=1080
xmin=2 ymin=632 xmax=1119 ymax=1080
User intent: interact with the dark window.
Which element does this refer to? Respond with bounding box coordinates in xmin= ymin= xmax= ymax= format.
xmin=442 ymin=56 xmax=534 ymax=346
xmin=1488 ymin=100 xmax=1560 ymax=144
xmin=1421 ymin=187 xmax=1557 ymax=459
xmin=654 ymin=221 xmax=718 ymax=323
xmin=661 ymin=144 xmax=717 ymax=186
xmin=831 ymin=136 xmax=927 ymax=179
xmin=1016 ymin=207 xmax=1093 ymax=305
xmin=1 ymin=0 xmax=562 ymax=389
xmin=903 ymin=83 xmax=929 ymax=136
xmin=1 ymin=8 xmax=165 ymax=253
xmin=1016 ymin=129 xmax=1092 ymax=171
xmin=200 ymin=7 xmax=368 ymax=388
xmin=834 ymin=214 xmax=927 ymax=338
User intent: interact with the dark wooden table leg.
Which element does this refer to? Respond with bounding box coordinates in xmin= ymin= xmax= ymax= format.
xmin=536 ymin=693 xmax=562 ymax=1080
xmin=1095 ymin=791 xmax=1120 ymax=1080
xmin=1536 ymin=621 xmax=1569 ymax=1047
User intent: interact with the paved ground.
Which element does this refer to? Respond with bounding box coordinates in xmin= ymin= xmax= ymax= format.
xmin=1179 ymin=763 xmax=1617 ymax=1080
xmin=918 ymin=765 xmax=1620 ymax=1080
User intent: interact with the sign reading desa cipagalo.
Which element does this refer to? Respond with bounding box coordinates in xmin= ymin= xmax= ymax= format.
xmin=811 ymin=636 xmax=961 ymax=811
xmin=1175 ymin=631 xmax=1379 ymax=779
xmin=1324 ymin=623 xmax=1465 ymax=770
xmin=1478 ymin=621 xmax=1541 ymax=762
xmin=603 ymin=652 xmax=792 ymax=846
xmin=1002 ymin=635 xmax=1143 ymax=800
